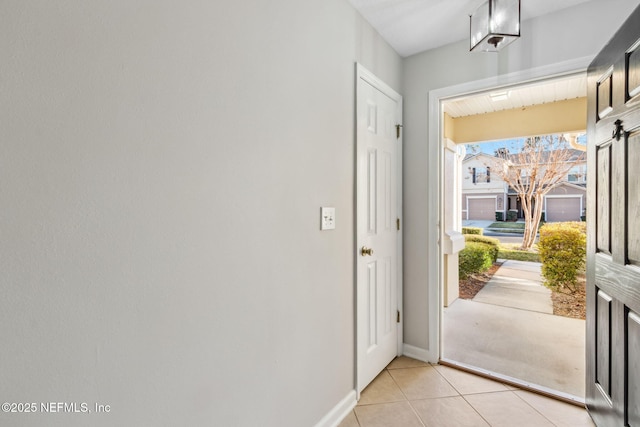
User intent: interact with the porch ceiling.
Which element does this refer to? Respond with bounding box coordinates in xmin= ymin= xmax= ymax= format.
xmin=443 ymin=74 xmax=587 ymax=119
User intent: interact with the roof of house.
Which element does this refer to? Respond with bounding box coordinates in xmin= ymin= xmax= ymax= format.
xmin=462 ymin=152 xmax=495 ymax=163
xmin=506 ymin=148 xmax=586 ymax=164
xmin=463 ymin=148 xmax=586 ymax=164
xmin=506 ymin=181 xmax=587 ymax=195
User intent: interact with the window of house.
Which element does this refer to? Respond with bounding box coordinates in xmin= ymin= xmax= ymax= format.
xmin=472 ymin=167 xmax=490 ymax=183
xmin=568 ymin=166 xmax=586 ymax=182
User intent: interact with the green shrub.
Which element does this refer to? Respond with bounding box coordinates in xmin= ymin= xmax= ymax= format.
xmin=507 ymin=210 xmax=518 ymax=221
xmin=462 ymin=227 xmax=483 ymax=235
xmin=464 ymin=234 xmax=499 ymax=246
xmin=464 ymin=235 xmax=499 ymax=262
xmin=497 ymin=247 xmax=540 ymax=263
xmin=538 ymin=222 xmax=586 ymax=293
xmin=459 ymin=242 xmax=494 ymax=279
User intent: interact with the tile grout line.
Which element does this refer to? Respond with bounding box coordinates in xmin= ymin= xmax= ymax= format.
xmin=405 ymin=402 xmax=427 ymax=427
xmin=351 ymin=409 xmax=362 ymax=427
xmin=402 ymin=363 xmax=452 ymax=427
xmin=430 ymin=362 xmax=464 ymax=395
xmin=431 ymin=362 xmax=495 ymax=427
xmin=459 ymin=390 xmax=516 ymax=427
xmin=511 ymin=389 xmax=560 ymax=427
xmin=384 ymin=366 xmax=411 ymax=403
xmin=385 ymin=365 xmax=427 ymax=427
xmin=434 ymin=363 xmax=472 ymax=403
xmin=356 ymin=367 xmax=411 ymax=407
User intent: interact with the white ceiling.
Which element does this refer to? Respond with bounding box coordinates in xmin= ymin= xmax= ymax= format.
xmin=443 ymin=73 xmax=587 ymax=118
xmin=347 ymin=0 xmax=592 ymax=117
xmin=347 ymin=0 xmax=595 ymax=57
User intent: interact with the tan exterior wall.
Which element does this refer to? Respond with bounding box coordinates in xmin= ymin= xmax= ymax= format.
xmin=447 ymin=98 xmax=587 ymax=143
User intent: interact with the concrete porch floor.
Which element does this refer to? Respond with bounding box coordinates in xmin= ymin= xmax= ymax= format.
xmin=442 ymin=260 xmax=585 ymax=400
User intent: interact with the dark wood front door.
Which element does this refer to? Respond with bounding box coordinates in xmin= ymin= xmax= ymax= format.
xmin=586 ymin=5 xmax=640 ymax=426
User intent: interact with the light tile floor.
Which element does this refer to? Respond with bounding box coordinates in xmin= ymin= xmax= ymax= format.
xmin=339 ymin=356 xmax=595 ymax=427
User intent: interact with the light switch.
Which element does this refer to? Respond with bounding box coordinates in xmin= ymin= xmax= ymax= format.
xmin=321 ymin=207 xmax=335 ymax=230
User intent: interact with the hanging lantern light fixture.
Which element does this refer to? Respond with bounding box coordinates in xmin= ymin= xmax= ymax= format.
xmin=470 ymin=0 xmax=521 ymax=52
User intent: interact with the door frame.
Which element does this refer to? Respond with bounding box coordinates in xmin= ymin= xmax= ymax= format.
xmin=354 ymin=63 xmax=403 ymax=396
xmin=425 ymin=57 xmax=593 ymax=363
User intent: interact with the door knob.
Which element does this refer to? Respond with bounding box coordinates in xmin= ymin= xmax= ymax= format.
xmin=361 ymin=247 xmax=374 ymax=256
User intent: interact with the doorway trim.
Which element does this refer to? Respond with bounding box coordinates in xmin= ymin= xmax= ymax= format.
xmin=425 ymin=56 xmax=593 ymax=363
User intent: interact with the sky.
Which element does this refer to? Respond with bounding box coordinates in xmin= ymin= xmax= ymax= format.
xmin=465 ymin=138 xmax=527 ymax=156
xmin=466 ymin=134 xmax=587 ymax=156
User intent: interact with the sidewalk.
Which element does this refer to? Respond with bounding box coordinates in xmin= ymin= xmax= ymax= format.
xmin=461 ymin=220 xmax=495 ymax=229
xmin=443 ymin=260 xmax=585 ymax=399
xmin=473 ymin=260 xmax=552 ymax=313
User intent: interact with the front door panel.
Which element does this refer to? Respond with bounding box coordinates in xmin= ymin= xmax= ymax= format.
xmin=587 ymin=6 xmax=640 ymax=426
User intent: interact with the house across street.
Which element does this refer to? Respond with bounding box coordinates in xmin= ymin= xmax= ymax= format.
xmin=461 ymin=150 xmax=586 ymax=223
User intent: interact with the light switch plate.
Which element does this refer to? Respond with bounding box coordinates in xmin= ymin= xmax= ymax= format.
xmin=321 ymin=207 xmax=335 ymax=230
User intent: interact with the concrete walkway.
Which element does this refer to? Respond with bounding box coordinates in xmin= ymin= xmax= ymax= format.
xmin=461 ymin=220 xmax=495 ymax=229
xmin=473 ymin=260 xmax=552 ymax=314
xmin=443 ymin=260 xmax=585 ymax=399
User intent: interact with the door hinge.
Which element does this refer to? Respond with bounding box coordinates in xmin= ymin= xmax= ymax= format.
xmin=396 ymin=124 xmax=403 ymax=139
xmin=396 ymin=218 xmax=400 ymax=231
xmin=397 ymin=310 xmax=401 ymax=323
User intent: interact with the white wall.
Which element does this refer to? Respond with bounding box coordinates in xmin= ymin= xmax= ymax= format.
xmin=401 ymin=0 xmax=640 ymax=352
xmin=0 ymin=1 xmax=401 ymax=426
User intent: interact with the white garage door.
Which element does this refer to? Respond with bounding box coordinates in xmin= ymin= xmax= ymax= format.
xmin=546 ymin=197 xmax=581 ymax=222
xmin=468 ymin=198 xmax=495 ymax=221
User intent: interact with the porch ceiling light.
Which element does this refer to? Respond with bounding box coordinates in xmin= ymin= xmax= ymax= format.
xmin=470 ymin=0 xmax=520 ymax=52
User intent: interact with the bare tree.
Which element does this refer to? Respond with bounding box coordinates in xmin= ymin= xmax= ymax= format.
xmin=488 ymin=135 xmax=585 ymax=250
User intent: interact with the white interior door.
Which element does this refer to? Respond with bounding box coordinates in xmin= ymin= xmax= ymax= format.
xmin=356 ymin=65 xmax=402 ymax=393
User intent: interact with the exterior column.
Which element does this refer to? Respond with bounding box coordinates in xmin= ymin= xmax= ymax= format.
xmin=442 ymin=139 xmax=465 ymax=307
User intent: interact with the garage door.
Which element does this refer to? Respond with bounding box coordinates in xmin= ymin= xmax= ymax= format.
xmin=468 ymin=198 xmax=495 ymax=220
xmin=546 ymin=197 xmax=581 ymax=222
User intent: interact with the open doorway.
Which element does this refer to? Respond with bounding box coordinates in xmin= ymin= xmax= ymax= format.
xmin=438 ymin=74 xmax=588 ymax=403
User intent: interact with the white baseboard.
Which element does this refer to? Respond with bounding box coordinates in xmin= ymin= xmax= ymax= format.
xmin=314 ymin=389 xmax=357 ymax=427
xmin=402 ymin=343 xmax=434 ymax=363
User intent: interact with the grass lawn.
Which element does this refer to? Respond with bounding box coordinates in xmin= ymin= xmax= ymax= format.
xmin=488 ymin=221 xmax=544 ymax=234
xmin=488 ymin=222 xmax=525 ymax=230
xmin=498 ymin=243 xmax=541 ymax=262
